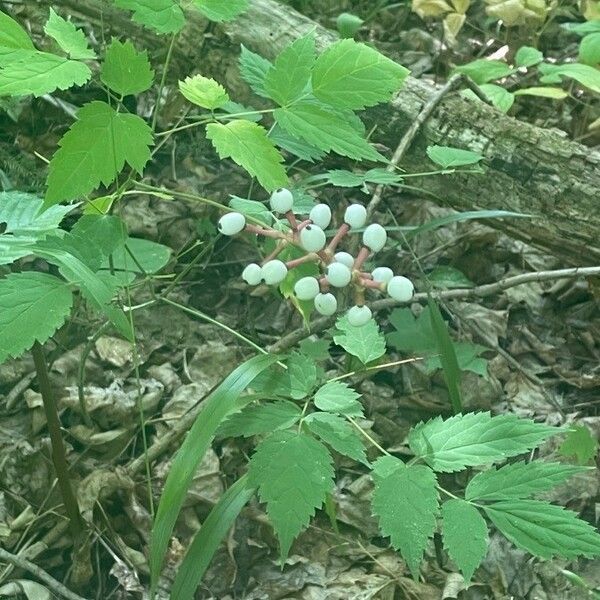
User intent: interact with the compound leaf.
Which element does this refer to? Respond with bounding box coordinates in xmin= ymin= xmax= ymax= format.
xmin=409 ymin=412 xmax=561 ymax=473
xmin=441 ymin=499 xmax=488 ymax=582
xmin=44 ymin=8 xmax=95 ymax=59
xmin=311 ymin=39 xmax=409 ymax=110
xmin=194 ymin=0 xmax=248 ymax=21
xmin=313 ymin=381 xmax=364 ymax=417
xmin=218 ymin=400 xmax=302 ymax=438
xmin=0 ymin=272 xmax=72 ymax=363
xmin=248 ymin=430 xmax=334 ymax=561
xmin=484 ymin=500 xmax=600 ymax=559
xmin=306 ymin=412 xmax=368 ymax=465
xmin=179 ymin=74 xmax=229 ymax=109
xmin=372 ymin=464 xmax=439 ymax=579
xmin=275 ymin=101 xmax=384 ymax=162
xmin=101 ymin=39 xmax=154 ymax=96
xmin=113 ymin=0 xmax=185 ymax=34
xmin=46 ymin=101 xmax=153 ymax=205
xmin=466 ymin=461 xmax=592 ymax=501
xmin=265 ymin=33 xmax=315 ymax=106
xmin=206 ymin=119 xmax=288 ymax=191
xmin=287 ymin=351 xmax=317 ymax=400
xmin=333 ymin=314 xmax=386 ymax=364
xmin=239 ymin=45 xmax=272 ymax=98
xmin=0 ymin=50 xmax=90 ymax=97
xmin=0 ymin=191 xmax=72 ymax=235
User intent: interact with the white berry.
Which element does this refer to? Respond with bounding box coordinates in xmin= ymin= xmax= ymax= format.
xmin=294 ymin=276 xmax=320 ymax=300
xmin=261 ymin=260 xmax=288 ymax=285
xmin=300 ymin=224 xmax=326 ymax=252
xmin=387 ymin=276 xmax=414 ymax=302
xmin=362 ymin=223 xmax=387 ymax=252
xmin=270 ymin=188 xmax=294 ymax=213
xmin=344 ymin=204 xmax=367 ymax=229
xmin=309 ymin=204 xmax=332 ymax=229
xmin=218 ymin=212 xmax=246 ymax=235
xmin=326 ymin=262 xmax=352 ymax=288
xmin=334 ymin=252 xmax=354 ymax=269
xmin=242 ymin=263 xmax=262 ymax=285
xmin=314 ymin=292 xmax=337 ymax=316
xmin=372 ymin=267 xmax=394 ymax=284
xmin=347 ymin=305 xmax=372 ymax=327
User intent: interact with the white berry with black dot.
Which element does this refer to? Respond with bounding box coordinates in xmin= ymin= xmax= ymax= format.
xmin=218 ymin=212 xmax=246 ymax=235
xmin=326 ymin=262 xmax=352 ymax=288
xmin=347 ymin=305 xmax=372 ymax=327
xmin=309 ymin=204 xmax=332 ymax=229
xmin=269 ymin=188 xmax=294 ymax=213
xmin=294 ymin=277 xmax=320 ymax=300
xmin=300 ymin=224 xmax=326 ymax=252
xmin=344 ymin=204 xmax=367 ymax=229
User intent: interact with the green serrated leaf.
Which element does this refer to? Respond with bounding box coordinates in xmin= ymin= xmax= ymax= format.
xmin=239 ymin=45 xmax=272 ymax=98
xmin=287 ymin=351 xmax=317 ymax=400
xmin=325 ymin=169 xmax=365 ymax=187
xmin=218 ymin=400 xmax=302 ymax=438
xmin=409 ymin=412 xmax=561 ymax=473
xmin=248 ymin=430 xmax=335 ymax=561
xmin=113 ymin=0 xmax=185 ymax=34
xmin=298 ymin=338 xmax=330 ymax=361
xmin=426 ymin=342 xmax=488 ymax=378
xmin=101 ymin=237 xmax=172 ymax=280
xmin=306 ymin=412 xmax=368 ymax=465
xmin=466 ymin=461 xmax=592 ymax=501
xmin=0 ymin=50 xmax=91 ymax=97
xmin=313 ymin=381 xmax=364 ymax=416
xmin=265 ymin=33 xmax=315 ymax=106
xmin=559 ymin=426 xmax=598 ymax=465
xmin=44 ymin=9 xmax=95 ymax=60
xmin=274 ymin=101 xmax=384 ymax=162
xmin=194 ymin=0 xmax=248 ymax=21
xmin=334 ymin=314 xmax=386 ymax=365
xmin=372 ymin=464 xmax=439 ymax=579
xmin=101 ymin=39 xmax=154 ymax=96
xmin=514 ymin=46 xmax=544 ymax=67
xmin=311 ymin=39 xmax=409 ymax=110
xmin=441 ymin=499 xmax=488 ymax=582
xmin=0 ymin=191 xmax=72 ymax=235
xmin=453 ymin=59 xmax=513 ymax=84
xmin=70 ymin=215 xmax=127 ymax=260
xmin=206 ymin=119 xmax=288 ymax=192
xmin=484 ymin=500 xmax=600 ymax=559
xmin=0 ymin=11 xmax=35 ymax=52
xmin=428 ymin=266 xmax=475 ymax=289
xmin=426 ymin=145 xmax=484 ymax=168
xmin=0 ymin=272 xmax=72 ymax=363
xmin=371 ymin=455 xmax=405 ymax=479
xmin=45 ymin=101 xmax=153 ymax=205
xmin=179 ymin=74 xmax=229 ymax=109
xmin=270 ymin=125 xmax=325 ymax=162
xmin=479 ymin=83 xmax=515 ymax=113
xmin=229 ymin=196 xmax=272 ymax=226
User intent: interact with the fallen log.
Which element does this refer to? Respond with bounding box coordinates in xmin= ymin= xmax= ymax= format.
xmin=29 ymin=0 xmax=600 ymax=264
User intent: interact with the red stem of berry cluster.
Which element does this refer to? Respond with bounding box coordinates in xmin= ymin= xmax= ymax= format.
xmin=245 ymin=224 xmax=283 ymax=239
xmin=285 ymin=211 xmax=298 ymax=230
xmin=360 ymin=277 xmax=384 ymax=290
xmin=286 ymin=253 xmax=320 ymax=269
xmin=327 ymin=223 xmax=350 ymax=252
xmin=353 ymin=246 xmax=371 ymax=271
xmin=318 ymin=277 xmax=330 ymax=292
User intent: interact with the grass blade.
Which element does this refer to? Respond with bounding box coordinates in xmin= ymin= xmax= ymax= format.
xmin=149 ymin=353 xmax=280 ymax=594
xmin=171 ymin=474 xmax=256 ymax=600
xmin=427 ymin=296 xmax=462 ymax=413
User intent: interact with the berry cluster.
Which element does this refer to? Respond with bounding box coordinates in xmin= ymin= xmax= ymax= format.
xmin=218 ymin=188 xmax=414 ymax=326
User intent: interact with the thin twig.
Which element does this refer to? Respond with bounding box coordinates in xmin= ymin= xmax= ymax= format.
xmin=268 ymin=266 xmax=600 ymax=352
xmin=0 ymin=548 xmax=89 ymax=600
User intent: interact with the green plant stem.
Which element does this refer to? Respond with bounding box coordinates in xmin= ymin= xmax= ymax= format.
xmin=151 ymin=33 xmax=177 ymax=132
xmin=347 ymin=416 xmax=390 ymax=456
xmin=31 ymin=342 xmax=84 ymax=540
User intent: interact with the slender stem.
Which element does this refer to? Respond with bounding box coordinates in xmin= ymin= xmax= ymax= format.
xmin=359 ymin=276 xmax=384 ymax=290
xmin=347 ymin=416 xmax=390 ymax=456
xmin=31 ymin=343 xmax=84 ymax=540
xmin=262 ymin=242 xmax=287 ymax=264
xmin=353 ymin=246 xmax=371 ymax=271
xmin=244 ymin=224 xmax=284 ymax=239
xmin=326 ymin=223 xmax=350 ymax=252
xmin=286 ymin=253 xmax=320 ymax=269
xmin=285 ymin=210 xmax=298 ymax=230
xmin=151 ymin=33 xmax=177 ymax=132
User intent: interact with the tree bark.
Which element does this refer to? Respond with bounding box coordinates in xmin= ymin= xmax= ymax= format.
xmin=32 ymin=0 xmax=600 ymax=264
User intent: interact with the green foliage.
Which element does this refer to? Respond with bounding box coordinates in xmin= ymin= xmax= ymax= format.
xmin=479 ymin=83 xmax=515 ymax=112
xmin=0 ymin=11 xmax=35 ymax=52
xmin=44 ymin=9 xmax=96 ymax=60
xmin=454 ymin=59 xmax=513 ymax=84
xmin=311 ymin=39 xmax=409 ymax=110
xmin=408 ymin=412 xmax=560 ymax=472
xmin=336 ymin=12 xmax=364 ymax=39
xmin=426 ymin=145 xmax=484 ymax=168
xmin=333 ymin=314 xmax=386 ymax=364
xmin=218 ymin=400 xmax=302 ymax=438
xmin=179 ymin=74 xmax=229 ymax=109
xmin=514 ymin=46 xmax=543 ymax=67
xmin=265 ymin=33 xmax=315 ymax=106
xmin=228 ymin=196 xmax=273 ymax=225
xmin=113 ymin=0 xmax=186 ymax=34
xmin=248 ymin=430 xmax=335 ymax=561
xmin=101 ymin=237 xmax=172 ymax=282
xmin=150 ymin=354 xmax=279 ymax=593
xmin=0 ymin=192 xmax=72 ymax=236
xmin=45 ymin=101 xmax=153 ymax=205
xmin=101 ymin=39 xmax=154 ymax=96
xmin=441 ymin=499 xmax=488 ymax=582
xmin=313 ymin=381 xmax=364 ymax=416
xmin=194 ymin=0 xmax=249 ymax=22
xmin=239 ymin=45 xmax=272 ymax=98
xmin=538 ymin=62 xmax=600 ymax=93
xmin=465 ymin=461 xmax=591 ymax=501
xmin=305 ymin=412 xmax=368 ymax=465
xmin=0 ymin=272 xmax=73 ymax=364
xmin=484 ymin=500 xmax=600 ymax=559
xmin=579 ymin=32 xmax=600 ymax=65
xmin=372 ymin=464 xmax=439 ymax=579
xmin=206 ymin=120 xmax=288 ymax=191
xmin=287 ymin=351 xmax=318 ymax=399
xmin=317 ymin=168 xmax=402 ymax=189
xmin=559 ymin=426 xmax=598 ymax=465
